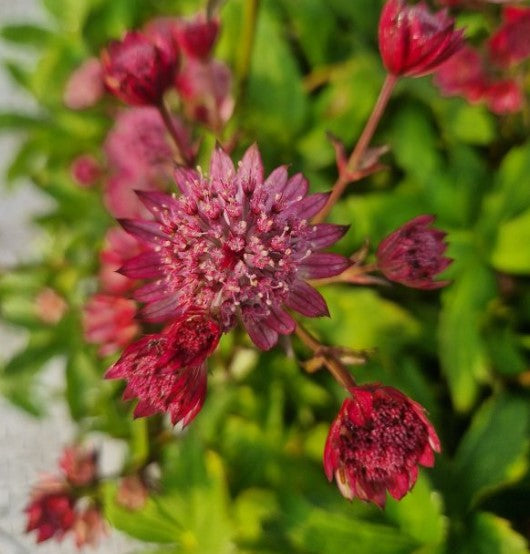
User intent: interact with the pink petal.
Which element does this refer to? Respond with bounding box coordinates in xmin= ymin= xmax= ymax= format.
xmin=299 ymin=253 xmax=351 ymax=279
xmin=209 ymin=148 xmax=235 ymax=181
xmin=243 ymin=317 xmax=279 ymax=350
xmin=285 ymin=280 xmax=329 ymax=317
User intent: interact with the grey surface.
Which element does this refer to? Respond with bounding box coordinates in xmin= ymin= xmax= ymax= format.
xmin=0 ymin=2 xmax=138 ymax=552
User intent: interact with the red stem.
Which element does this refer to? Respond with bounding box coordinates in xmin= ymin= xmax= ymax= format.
xmin=313 ymin=73 xmax=398 ymax=224
xmin=158 ymin=101 xmax=193 ymax=167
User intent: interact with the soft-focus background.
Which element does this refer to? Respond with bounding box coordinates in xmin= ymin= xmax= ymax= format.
xmin=1 ymin=0 xmax=529 ymax=553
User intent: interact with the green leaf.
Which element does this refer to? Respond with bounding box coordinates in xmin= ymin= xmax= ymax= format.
xmin=65 ymin=348 xmax=101 ymax=421
xmin=457 ymin=511 xmax=529 ymax=554
xmin=2 ymin=331 xmax=61 ymax=376
xmin=0 ymin=112 xmax=45 ymax=132
xmin=438 ymin=252 xmax=497 ymax=412
xmin=282 ymin=495 xmax=418 ymax=554
xmin=102 ymin=482 xmax=181 ymax=544
xmin=491 ymin=208 xmax=530 ymax=274
xmin=385 ymin=474 xmax=446 ymax=547
xmin=0 ymin=24 xmax=52 ymax=48
xmin=449 ymin=394 xmax=528 ymax=513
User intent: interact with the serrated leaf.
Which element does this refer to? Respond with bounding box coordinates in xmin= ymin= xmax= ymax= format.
xmin=457 ymin=511 xmax=529 ymax=554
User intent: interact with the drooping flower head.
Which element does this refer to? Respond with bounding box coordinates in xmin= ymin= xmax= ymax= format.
xmin=378 ymin=0 xmax=464 ymax=77
xmin=102 ymin=31 xmax=178 ymax=106
xmin=119 ymin=145 xmax=350 ymax=350
xmin=324 ymin=385 xmax=441 ymax=508
xmin=376 ymin=214 xmax=451 ymax=290
xmin=105 ymin=313 xmax=221 ymax=425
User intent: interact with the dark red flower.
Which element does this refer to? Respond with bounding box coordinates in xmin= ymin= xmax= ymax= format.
xmin=59 ymin=445 xmax=98 ymax=487
xmin=324 ymin=385 xmax=441 ymax=508
xmin=25 ymin=486 xmax=76 ymax=543
xmin=102 ymin=31 xmax=177 ymax=106
xmin=175 ymin=14 xmax=220 ymax=60
xmin=489 ymin=7 xmax=530 ymax=67
xmin=144 ymin=17 xmax=181 ymax=66
xmin=105 ymin=313 xmax=221 ymax=425
xmin=379 ymin=0 xmax=464 ymax=77
xmin=376 ymin=214 xmax=451 ymax=290
xmin=82 ymin=294 xmax=139 ymax=357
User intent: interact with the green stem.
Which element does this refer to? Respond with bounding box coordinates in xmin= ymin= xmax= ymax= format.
xmin=158 ymin=101 xmax=193 ymax=166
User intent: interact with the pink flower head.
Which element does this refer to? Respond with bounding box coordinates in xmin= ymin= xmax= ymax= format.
xmin=82 ymin=294 xmax=139 ymax=357
xmin=118 ymin=145 xmax=350 ymax=350
xmin=100 ymin=227 xmax=143 ymax=294
xmin=434 ymin=45 xmax=488 ymax=102
xmin=376 ymin=215 xmax=451 ymax=290
xmin=379 ymin=0 xmax=464 ymax=77
xmin=74 ymin=506 xmax=107 ymax=548
xmin=25 ymin=488 xmax=76 ymax=544
xmin=59 ymin=445 xmax=98 ymax=487
xmin=489 ymin=7 xmax=530 ymax=67
xmin=175 ymin=14 xmax=220 ymax=60
xmin=116 ymin=475 xmax=149 ymax=510
xmin=70 ymin=154 xmax=101 ymax=187
xmin=484 ymin=79 xmax=524 ymax=114
xmin=102 ymin=31 xmax=177 ymax=106
xmin=63 ymin=58 xmax=104 ymax=110
xmin=324 ymin=385 xmax=441 ymax=508
xmin=176 ymin=58 xmax=233 ymax=130
xmin=105 ymin=313 xmax=221 ymax=425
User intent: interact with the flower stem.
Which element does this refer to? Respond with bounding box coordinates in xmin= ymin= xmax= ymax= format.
xmin=295 ymin=323 xmax=356 ymax=390
xmin=313 ymin=73 xmax=398 ymax=224
xmin=158 ymin=101 xmax=192 ymax=167
xmin=236 ymin=0 xmax=260 ymax=107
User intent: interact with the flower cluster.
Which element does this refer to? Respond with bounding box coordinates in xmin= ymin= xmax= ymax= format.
xmin=434 ymin=5 xmax=529 ymax=114
xmin=25 ymin=445 xmax=106 ymax=547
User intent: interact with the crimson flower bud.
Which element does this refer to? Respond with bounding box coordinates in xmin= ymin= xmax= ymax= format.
xmin=102 ymin=31 xmax=177 ymax=106
xmin=378 ymin=0 xmax=464 ymax=77
xmin=70 ymin=154 xmax=101 ymax=187
xmin=376 ymin=215 xmax=451 ymax=290
xmin=324 ymin=385 xmax=441 ymax=508
xmin=175 ymin=14 xmax=220 ymax=60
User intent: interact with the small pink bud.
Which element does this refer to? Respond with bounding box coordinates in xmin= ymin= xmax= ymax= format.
xmin=376 ymin=215 xmax=452 ymax=289
xmin=70 ymin=154 xmax=101 ymax=187
xmin=74 ymin=506 xmax=107 ymax=548
xmin=324 ymin=385 xmax=441 ymax=508
xmin=378 ymin=0 xmax=464 ymax=77
xmin=484 ymin=79 xmax=524 ymax=114
xmin=59 ymin=445 xmax=98 ymax=487
xmin=116 ymin=475 xmax=149 ymax=511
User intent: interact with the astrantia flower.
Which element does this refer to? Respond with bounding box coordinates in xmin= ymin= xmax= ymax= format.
xmin=63 ymin=58 xmax=104 ymax=110
xmin=82 ymin=294 xmax=139 ymax=357
xmin=105 ymin=313 xmax=221 ymax=425
xmin=379 ymin=0 xmax=464 ymax=77
xmin=25 ymin=483 xmax=76 ymax=543
xmin=119 ymin=145 xmax=350 ymax=350
xmin=376 ymin=215 xmax=451 ymax=290
xmin=324 ymin=385 xmax=441 ymax=508
xmin=102 ymin=31 xmax=177 ymax=106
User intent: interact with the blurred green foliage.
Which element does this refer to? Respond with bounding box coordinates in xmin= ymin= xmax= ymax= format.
xmin=1 ymin=0 xmax=529 ymax=552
